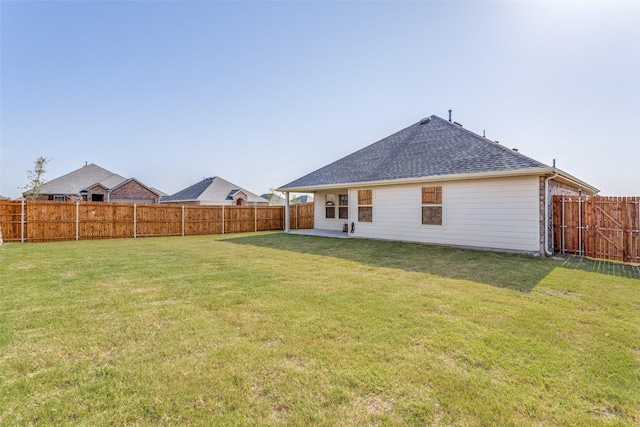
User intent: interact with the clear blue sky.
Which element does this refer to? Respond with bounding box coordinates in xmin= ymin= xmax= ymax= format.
xmin=1 ymin=1 xmax=639 ymax=199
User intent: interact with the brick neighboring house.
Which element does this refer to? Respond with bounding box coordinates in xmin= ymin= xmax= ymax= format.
xmin=30 ymin=163 xmax=161 ymax=203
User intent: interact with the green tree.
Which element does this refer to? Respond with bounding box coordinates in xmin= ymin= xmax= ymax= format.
xmin=21 ymin=156 xmax=50 ymax=200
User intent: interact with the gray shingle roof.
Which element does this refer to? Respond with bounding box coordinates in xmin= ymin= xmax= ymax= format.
xmin=162 ymin=176 xmax=268 ymax=204
xmin=279 ymin=115 xmax=549 ymax=190
xmin=38 ymin=163 xmax=128 ymax=195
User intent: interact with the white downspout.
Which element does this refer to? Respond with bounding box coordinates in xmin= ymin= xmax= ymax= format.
xmin=544 ymin=172 xmax=559 ymax=256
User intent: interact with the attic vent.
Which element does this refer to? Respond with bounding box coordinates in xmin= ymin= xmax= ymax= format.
xmin=495 ymin=141 xmax=499 ymax=144
xmin=419 ymin=117 xmax=431 ymax=125
xmin=512 ymin=148 xmax=518 ymax=152
xmin=453 ymin=122 xmax=463 ymax=127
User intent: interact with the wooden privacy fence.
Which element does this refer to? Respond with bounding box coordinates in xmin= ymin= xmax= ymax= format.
xmin=289 ymin=201 xmax=314 ymax=231
xmin=553 ymin=195 xmax=639 ymax=264
xmin=0 ymin=201 xmax=314 ymax=243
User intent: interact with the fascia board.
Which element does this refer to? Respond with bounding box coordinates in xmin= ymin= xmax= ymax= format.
xmin=277 ymin=168 xmax=599 ymax=194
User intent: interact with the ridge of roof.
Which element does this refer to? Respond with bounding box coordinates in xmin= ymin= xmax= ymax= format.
xmin=162 ymin=176 xmax=268 ymax=203
xmin=278 ymin=114 xmax=549 ymax=190
xmin=37 ymin=163 xmax=126 ymax=195
xmin=428 ymin=115 xmax=549 ymax=168
xmin=162 ymin=177 xmax=214 ymax=201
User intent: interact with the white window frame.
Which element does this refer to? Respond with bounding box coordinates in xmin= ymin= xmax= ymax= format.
xmin=357 ymin=189 xmax=373 ymax=223
xmin=421 ymin=185 xmax=444 ymax=227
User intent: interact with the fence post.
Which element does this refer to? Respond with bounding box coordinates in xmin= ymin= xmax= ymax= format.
xmin=76 ymin=201 xmax=79 ymax=241
xmin=295 ymin=204 xmax=299 ymax=230
xmin=20 ymin=199 xmax=25 ymax=243
xmin=255 ymin=205 xmax=257 ymax=232
xmin=578 ymin=197 xmax=582 ymax=256
xmin=133 ymin=203 xmax=137 ymax=239
xmin=182 ymin=205 xmax=185 ymax=237
xmin=561 ymin=196 xmax=565 ymax=255
xmin=222 ymin=205 xmax=225 ymax=235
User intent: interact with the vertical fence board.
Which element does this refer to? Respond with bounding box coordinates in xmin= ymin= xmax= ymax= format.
xmin=0 ymin=201 xmax=315 ymax=244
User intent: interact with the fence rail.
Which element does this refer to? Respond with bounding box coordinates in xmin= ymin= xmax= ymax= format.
xmin=0 ymin=201 xmax=314 ymax=243
xmin=552 ymin=195 xmax=639 ymax=264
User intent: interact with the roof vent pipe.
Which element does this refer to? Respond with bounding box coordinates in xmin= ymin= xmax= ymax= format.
xmin=448 ymin=109 xmax=452 ymax=122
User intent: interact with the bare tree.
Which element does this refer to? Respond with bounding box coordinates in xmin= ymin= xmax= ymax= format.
xmin=21 ymin=156 xmax=50 ymax=200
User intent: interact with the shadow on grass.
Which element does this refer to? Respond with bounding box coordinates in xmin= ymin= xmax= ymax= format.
xmin=557 ymin=255 xmax=640 ymax=280
xmin=223 ymin=233 xmax=560 ymax=292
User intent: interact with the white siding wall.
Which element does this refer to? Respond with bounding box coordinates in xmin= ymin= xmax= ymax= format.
xmin=344 ymin=176 xmax=541 ymax=252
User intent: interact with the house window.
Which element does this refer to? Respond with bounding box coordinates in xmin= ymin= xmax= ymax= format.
xmin=338 ymin=194 xmax=348 ymax=219
xmin=91 ymin=194 xmax=104 ymax=202
xmin=325 ymin=194 xmax=336 ymax=219
xmin=422 ymin=186 xmax=443 ymax=225
xmin=358 ymin=189 xmax=372 ymax=222
xmin=53 ymin=195 xmax=65 ymax=201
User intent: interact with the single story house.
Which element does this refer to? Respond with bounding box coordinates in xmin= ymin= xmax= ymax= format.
xmin=278 ymin=114 xmax=598 ymax=254
xmin=31 ymin=163 xmax=161 ymax=203
xmin=161 ymin=176 xmax=268 ymax=206
xmin=292 ymin=194 xmax=314 ymax=204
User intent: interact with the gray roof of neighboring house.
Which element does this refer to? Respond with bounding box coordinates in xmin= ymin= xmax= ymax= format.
xmin=37 ymin=163 xmax=128 ymax=195
xmin=161 ymin=176 xmax=268 ymax=204
xmin=294 ymin=195 xmax=313 ymax=203
xmin=279 ymin=115 xmax=549 ymax=190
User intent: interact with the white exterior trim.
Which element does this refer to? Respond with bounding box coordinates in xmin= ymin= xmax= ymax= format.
xmin=278 ymin=167 xmax=598 ymax=195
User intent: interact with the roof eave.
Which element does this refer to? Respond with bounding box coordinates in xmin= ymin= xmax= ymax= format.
xmin=278 ymin=167 xmax=599 ymax=194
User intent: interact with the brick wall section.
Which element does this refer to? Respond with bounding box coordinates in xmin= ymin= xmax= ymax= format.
xmin=549 ymin=180 xmax=581 ymax=197
xmin=110 ymin=181 xmax=159 ymax=203
xmin=539 ymin=177 xmax=545 ymax=253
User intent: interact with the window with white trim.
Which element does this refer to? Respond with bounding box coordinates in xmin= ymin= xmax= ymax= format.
xmin=338 ymin=194 xmax=348 ymax=219
xmin=325 ymin=194 xmax=336 ymax=219
xmin=421 ymin=186 xmax=442 ymax=225
xmin=358 ymin=189 xmax=372 ymax=222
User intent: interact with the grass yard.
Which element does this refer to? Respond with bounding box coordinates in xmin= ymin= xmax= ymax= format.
xmin=0 ymin=232 xmax=638 ymax=426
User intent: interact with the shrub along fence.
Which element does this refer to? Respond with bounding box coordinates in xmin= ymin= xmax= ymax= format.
xmin=552 ymin=195 xmax=639 ymax=264
xmin=0 ymin=201 xmax=314 ymax=243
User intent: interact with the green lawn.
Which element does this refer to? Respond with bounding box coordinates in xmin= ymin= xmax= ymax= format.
xmin=1 ymin=232 xmax=638 ymax=426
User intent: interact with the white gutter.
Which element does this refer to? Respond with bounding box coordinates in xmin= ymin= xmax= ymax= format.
xmin=278 ymin=167 xmax=599 ymax=195
xmin=544 ymin=172 xmax=559 ymax=256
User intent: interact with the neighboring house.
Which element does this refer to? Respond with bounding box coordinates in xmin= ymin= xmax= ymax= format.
xmin=161 ymin=176 xmax=268 ymax=206
xmin=292 ymin=194 xmax=314 ymax=204
xmin=0 ymin=195 xmax=10 ymax=201
xmin=260 ymin=193 xmax=286 ymax=206
xmin=278 ymin=115 xmax=598 ymax=254
xmin=259 ymin=193 xmax=313 ymax=206
xmin=30 ymin=163 xmax=160 ymax=203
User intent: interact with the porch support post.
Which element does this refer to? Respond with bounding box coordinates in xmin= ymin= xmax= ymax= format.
xmin=285 ymin=192 xmax=290 ymax=233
